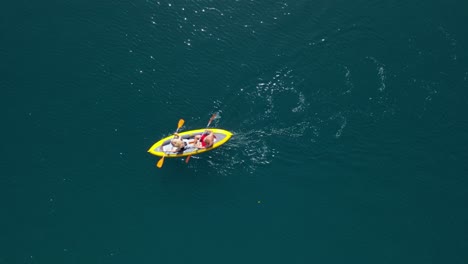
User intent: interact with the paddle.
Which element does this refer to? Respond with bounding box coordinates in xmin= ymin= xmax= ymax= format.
xmin=157 ymin=119 xmax=185 ymax=168
xmin=185 ymin=113 xmax=217 ymax=164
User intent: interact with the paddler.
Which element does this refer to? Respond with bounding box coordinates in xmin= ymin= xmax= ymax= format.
xmin=194 ymin=129 xmax=216 ymax=149
xmin=169 ymin=133 xmax=187 ymax=153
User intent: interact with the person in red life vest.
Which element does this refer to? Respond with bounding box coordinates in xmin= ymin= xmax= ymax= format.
xmin=194 ymin=129 xmax=216 ymax=149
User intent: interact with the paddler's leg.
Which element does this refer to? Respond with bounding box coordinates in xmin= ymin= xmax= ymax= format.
xmin=188 ymin=135 xmax=201 ymax=147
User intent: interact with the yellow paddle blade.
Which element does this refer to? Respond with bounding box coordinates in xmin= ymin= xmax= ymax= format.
xmin=177 ymin=119 xmax=184 ymax=130
xmin=156 ymin=156 xmax=165 ymax=168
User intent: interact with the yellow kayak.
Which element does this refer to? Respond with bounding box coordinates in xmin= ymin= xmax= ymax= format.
xmin=147 ymin=128 xmax=233 ymax=158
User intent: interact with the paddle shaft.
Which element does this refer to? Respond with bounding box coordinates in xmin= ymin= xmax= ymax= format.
xmin=157 ymin=119 xmax=184 ymax=168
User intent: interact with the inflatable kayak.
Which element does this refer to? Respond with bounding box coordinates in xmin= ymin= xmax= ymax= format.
xmin=147 ymin=128 xmax=233 ymax=158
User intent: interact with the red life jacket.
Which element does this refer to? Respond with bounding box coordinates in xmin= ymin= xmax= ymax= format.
xmin=200 ymin=133 xmax=216 ymax=147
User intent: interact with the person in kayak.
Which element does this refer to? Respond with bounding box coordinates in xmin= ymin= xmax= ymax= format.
xmin=169 ymin=133 xmax=187 ymax=153
xmin=194 ymin=129 xmax=216 ymax=149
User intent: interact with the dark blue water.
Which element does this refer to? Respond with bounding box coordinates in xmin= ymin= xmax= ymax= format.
xmin=2 ymin=0 xmax=468 ymax=263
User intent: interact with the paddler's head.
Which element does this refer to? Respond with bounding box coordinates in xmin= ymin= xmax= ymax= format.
xmin=171 ymin=138 xmax=184 ymax=148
